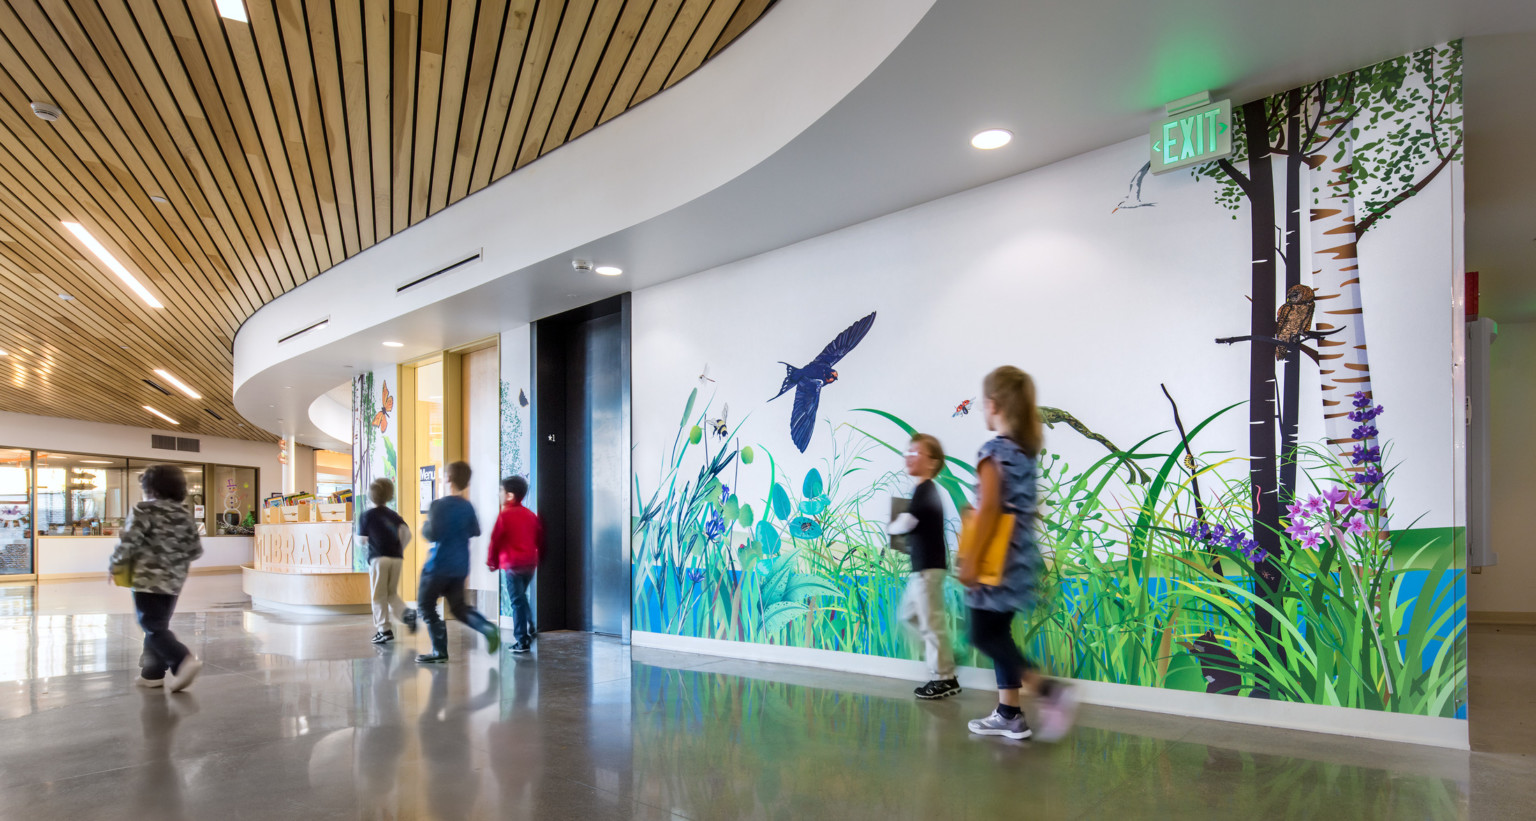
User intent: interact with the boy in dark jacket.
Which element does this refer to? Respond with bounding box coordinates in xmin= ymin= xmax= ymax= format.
xmin=486 ymin=475 xmax=543 ymax=653
xmin=416 ymin=461 xmax=501 ymax=663
xmin=110 ymin=464 xmax=205 ymax=692
xmin=357 ymin=477 xmax=416 ymax=644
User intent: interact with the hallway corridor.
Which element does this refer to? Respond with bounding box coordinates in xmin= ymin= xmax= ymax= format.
xmin=0 ymin=573 xmax=1527 ymax=820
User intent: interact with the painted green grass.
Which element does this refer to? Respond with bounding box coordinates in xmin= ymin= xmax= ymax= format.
xmin=633 ymin=390 xmax=1466 ymax=717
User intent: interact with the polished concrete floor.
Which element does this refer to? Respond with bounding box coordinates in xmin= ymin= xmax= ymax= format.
xmin=0 ymin=572 xmax=1531 ymax=820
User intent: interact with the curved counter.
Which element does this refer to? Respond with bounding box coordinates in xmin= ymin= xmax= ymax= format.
xmin=243 ymin=522 xmax=369 ymax=614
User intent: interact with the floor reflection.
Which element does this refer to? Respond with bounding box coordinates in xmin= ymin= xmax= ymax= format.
xmin=0 ymin=573 xmax=1524 ymax=820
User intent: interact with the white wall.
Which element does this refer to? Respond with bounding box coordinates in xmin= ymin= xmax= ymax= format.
xmin=1469 ymin=321 xmax=1536 ymax=614
xmin=38 ymin=536 xmax=252 ymax=576
xmin=0 ymin=411 xmax=281 ymax=500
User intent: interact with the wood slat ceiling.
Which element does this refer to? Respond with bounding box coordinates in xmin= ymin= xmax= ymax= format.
xmin=0 ymin=0 xmax=775 ymax=441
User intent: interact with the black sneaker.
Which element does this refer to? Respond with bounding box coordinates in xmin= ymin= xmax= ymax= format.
xmin=915 ymin=679 xmax=962 ymax=700
xmin=402 ymin=609 xmax=419 ymax=635
xmin=415 ymin=652 xmax=449 ymax=664
xmin=370 ymin=631 xmax=394 ymax=645
xmin=511 ymin=642 xmax=531 ymax=654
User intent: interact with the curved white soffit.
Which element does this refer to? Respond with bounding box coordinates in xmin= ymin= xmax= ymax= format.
xmin=307 ymin=389 xmax=352 ymax=444
xmin=233 ymin=0 xmax=936 ymax=423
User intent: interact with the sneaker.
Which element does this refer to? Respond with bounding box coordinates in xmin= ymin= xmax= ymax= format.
xmin=968 ymin=709 xmax=1032 ymax=740
xmin=915 ymin=679 xmax=961 ymax=700
xmin=370 ymin=631 xmax=394 ymax=645
xmin=402 ymin=609 xmax=418 ymax=635
xmin=167 ymin=656 xmax=203 ymax=693
xmin=1035 ymin=682 xmax=1079 ymax=742
xmin=135 ymin=674 xmax=165 ymax=688
xmin=485 ymin=626 xmax=501 ymax=655
xmin=511 ymin=641 xmax=531 ymax=654
xmin=416 ymin=652 xmax=449 ymax=664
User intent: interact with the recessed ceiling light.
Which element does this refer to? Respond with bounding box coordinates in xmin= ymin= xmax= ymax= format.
xmin=149 ymin=195 xmax=168 ymax=204
xmin=153 ymin=369 xmax=201 ymax=399
xmin=57 ymin=293 xmax=73 ymax=301
xmin=143 ymin=405 xmax=179 ymax=425
xmin=595 ymin=265 xmax=623 ymax=277
xmin=216 ymin=0 xmax=249 ymax=22
xmin=382 ymin=341 xmax=404 ymax=348
xmin=970 ymin=129 xmax=1013 ymax=150
xmin=62 ymin=221 xmax=164 ymax=309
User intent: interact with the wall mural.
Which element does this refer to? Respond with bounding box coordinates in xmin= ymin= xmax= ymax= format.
xmin=498 ymin=326 xmax=531 ymax=618
xmin=352 ymin=370 xmax=399 ymax=571
xmin=630 ymin=43 xmax=1466 ymax=719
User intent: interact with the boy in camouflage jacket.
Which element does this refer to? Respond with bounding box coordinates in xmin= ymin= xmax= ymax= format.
xmin=109 ymin=464 xmax=205 ymax=692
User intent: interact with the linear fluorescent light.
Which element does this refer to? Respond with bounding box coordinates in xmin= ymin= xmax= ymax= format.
xmin=153 ymin=369 xmax=202 ymax=399
xmin=143 ymin=405 xmax=179 ymax=425
xmin=61 ymin=222 xmax=164 ymax=309
xmin=382 ymin=341 xmax=404 ymax=348
xmin=0 ymin=349 xmax=7 ymax=356
xmin=217 ymin=0 xmax=248 ymax=22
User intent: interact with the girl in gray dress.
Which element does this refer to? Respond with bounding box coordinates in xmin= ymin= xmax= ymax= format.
xmin=957 ymin=366 xmax=1076 ymax=741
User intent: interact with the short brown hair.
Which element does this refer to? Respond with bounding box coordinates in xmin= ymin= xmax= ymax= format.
xmin=983 ymin=366 xmax=1043 ymax=456
xmin=446 ymin=461 xmax=472 ymax=491
xmin=909 ymin=433 xmax=945 ymax=478
xmin=140 ymin=464 xmax=188 ymax=503
xmin=369 ymin=478 xmax=395 ymax=506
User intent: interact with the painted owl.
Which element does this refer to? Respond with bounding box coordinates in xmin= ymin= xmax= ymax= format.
xmin=1274 ymin=284 xmax=1316 ymax=360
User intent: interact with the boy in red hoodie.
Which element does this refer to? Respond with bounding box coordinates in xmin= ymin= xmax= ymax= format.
xmin=486 ymin=475 xmax=542 ymax=653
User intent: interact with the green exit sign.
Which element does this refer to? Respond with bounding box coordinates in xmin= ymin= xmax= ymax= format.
xmin=1151 ymin=98 xmax=1232 ymax=174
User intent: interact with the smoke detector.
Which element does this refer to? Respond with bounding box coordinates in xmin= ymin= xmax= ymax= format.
xmin=30 ymin=102 xmax=61 ymax=122
xmin=571 ymin=259 xmax=593 ymax=273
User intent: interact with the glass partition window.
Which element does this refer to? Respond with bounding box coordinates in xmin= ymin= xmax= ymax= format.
xmin=33 ymin=453 xmax=129 ymax=537
xmin=0 ymin=449 xmax=31 ymax=574
xmin=211 ymin=466 xmax=257 ymax=535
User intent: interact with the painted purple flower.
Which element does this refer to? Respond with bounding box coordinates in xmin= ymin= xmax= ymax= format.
xmin=1350 ymin=445 xmax=1381 ymax=465
xmin=1347 ymin=405 xmax=1385 ymax=423
xmin=1300 ymin=530 xmax=1322 ymax=550
xmin=1320 ymin=485 xmax=1349 ymax=508
xmin=1286 ymin=501 xmax=1307 ymax=522
xmin=1351 ymin=391 xmax=1374 ymax=409
xmin=1240 ymin=538 xmax=1267 ymax=564
xmin=1345 ymin=491 xmax=1378 ymax=512
xmin=1352 ymin=466 xmax=1385 ymax=486
xmin=686 ymin=568 xmax=705 ymax=584
xmin=1343 ymin=516 xmax=1369 ymax=537
xmin=703 ymin=509 xmax=726 ymax=543
xmin=1352 ymin=424 xmax=1379 ymax=440
xmin=1302 ymin=496 xmax=1327 ymax=517
xmin=1284 ymin=521 xmax=1312 ymax=540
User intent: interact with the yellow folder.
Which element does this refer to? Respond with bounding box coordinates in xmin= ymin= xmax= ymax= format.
xmin=960 ymin=511 xmax=1015 ymax=587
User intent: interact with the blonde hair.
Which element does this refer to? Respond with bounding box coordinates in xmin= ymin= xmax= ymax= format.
xmin=983 ymin=366 xmax=1043 ymax=457
xmin=909 ymin=433 xmax=945 ymax=478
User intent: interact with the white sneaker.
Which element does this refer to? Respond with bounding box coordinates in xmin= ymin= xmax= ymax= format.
xmin=167 ymin=656 xmax=203 ymax=693
xmin=967 ymin=709 xmax=1032 ymax=740
xmin=135 ymin=675 xmax=164 ymax=688
xmin=1035 ymin=683 xmax=1078 ymax=742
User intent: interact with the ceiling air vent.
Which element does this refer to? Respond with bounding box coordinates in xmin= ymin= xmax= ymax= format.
xmin=151 ymin=434 xmax=177 ymax=450
xmin=143 ymin=379 xmax=172 ymax=396
xmin=205 ymin=409 xmax=225 ymax=421
xmin=278 ymin=316 xmax=331 ymax=344
xmin=397 ymin=250 xmax=482 ymax=294
xmin=176 ymin=437 xmax=200 ymax=453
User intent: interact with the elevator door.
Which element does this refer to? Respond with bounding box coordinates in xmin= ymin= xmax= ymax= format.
xmin=534 ymin=296 xmax=630 ymax=639
xmin=577 ymin=312 xmax=626 ymax=636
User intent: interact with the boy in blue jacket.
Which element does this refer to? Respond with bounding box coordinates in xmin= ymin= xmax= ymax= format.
xmin=415 ymin=461 xmax=500 ymax=663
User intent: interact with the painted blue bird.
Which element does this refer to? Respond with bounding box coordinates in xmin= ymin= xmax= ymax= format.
xmin=769 ymin=312 xmax=876 ymax=452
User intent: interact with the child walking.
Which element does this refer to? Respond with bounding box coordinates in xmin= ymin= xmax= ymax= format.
xmin=889 ymin=434 xmax=960 ymax=699
xmin=110 ymin=464 xmax=205 ymax=692
xmin=416 ymin=461 xmax=501 ymax=663
xmin=958 ymin=366 xmax=1076 ymax=741
xmin=486 ymin=475 xmax=542 ymax=653
xmin=357 ymin=478 xmax=416 ymax=644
